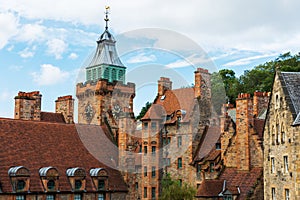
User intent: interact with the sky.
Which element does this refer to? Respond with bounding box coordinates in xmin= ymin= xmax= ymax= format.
xmin=0 ymin=0 xmax=300 ymax=120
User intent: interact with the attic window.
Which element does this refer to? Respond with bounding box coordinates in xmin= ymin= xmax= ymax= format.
xmin=160 ymin=95 xmax=166 ymax=100
xmin=39 ymin=167 xmax=59 ymax=192
xmin=8 ymin=166 xmax=30 ymax=193
xmin=216 ymin=143 xmax=221 ymax=150
xmin=66 ymin=167 xmax=86 ymax=191
xmin=90 ymin=168 xmax=108 ymax=191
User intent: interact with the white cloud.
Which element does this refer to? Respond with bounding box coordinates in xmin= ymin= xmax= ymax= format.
xmin=31 ymin=64 xmax=70 ymax=85
xmin=68 ymin=53 xmax=78 ymax=59
xmin=224 ymin=53 xmax=278 ymax=67
xmin=126 ymin=53 xmax=156 ymax=64
xmin=18 ymin=46 xmax=36 ymax=58
xmin=0 ymin=12 xmax=19 ymax=49
xmin=16 ymin=23 xmax=45 ymax=43
xmin=46 ymin=39 xmax=68 ymax=59
xmin=166 ymin=54 xmax=212 ymax=68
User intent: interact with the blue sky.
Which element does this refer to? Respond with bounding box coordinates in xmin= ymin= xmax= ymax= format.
xmin=1 ymin=0 xmax=300 ymax=120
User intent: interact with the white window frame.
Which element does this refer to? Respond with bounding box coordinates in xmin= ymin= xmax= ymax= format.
xmin=272 ymin=187 xmax=276 ymax=200
xmin=285 ymin=189 xmax=290 ymax=200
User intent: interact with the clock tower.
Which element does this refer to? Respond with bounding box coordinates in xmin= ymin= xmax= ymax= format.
xmin=76 ymin=6 xmax=135 ymax=130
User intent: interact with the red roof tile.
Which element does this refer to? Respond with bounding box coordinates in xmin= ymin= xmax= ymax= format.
xmin=0 ymin=118 xmax=128 ymax=193
xmin=196 ymin=179 xmax=223 ymax=197
xmin=40 ymin=112 xmax=65 ymax=123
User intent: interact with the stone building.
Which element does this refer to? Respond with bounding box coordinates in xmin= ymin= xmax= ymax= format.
xmin=264 ymin=72 xmax=300 ymax=200
xmin=195 ymin=91 xmax=269 ymax=199
xmin=0 ymin=92 xmax=128 ymax=200
xmin=140 ymin=68 xmax=213 ymax=199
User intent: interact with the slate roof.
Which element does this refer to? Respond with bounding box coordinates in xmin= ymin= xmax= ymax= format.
xmin=193 ymin=125 xmax=221 ymax=162
xmin=0 ymin=118 xmax=128 ymax=193
xmin=86 ymin=30 xmax=125 ymax=68
xmin=279 ymin=72 xmax=300 ymax=126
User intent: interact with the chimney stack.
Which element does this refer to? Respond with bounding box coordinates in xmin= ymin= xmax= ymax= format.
xmin=55 ymin=95 xmax=74 ymax=124
xmin=14 ymin=91 xmax=42 ymax=121
xmin=158 ymin=77 xmax=172 ymax=96
xmin=194 ymin=68 xmax=211 ymax=98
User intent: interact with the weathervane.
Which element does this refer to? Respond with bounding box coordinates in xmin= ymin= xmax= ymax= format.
xmin=104 ymin=6 xmax=110 ymax=30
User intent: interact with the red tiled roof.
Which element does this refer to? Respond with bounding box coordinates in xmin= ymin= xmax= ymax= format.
xmin=142 ymin=88 xmax=195 ymax=122
xmin=219 ymin=167 xmax=263 ymax=199
xmin=0 ymin=118 xmax=128 ymax=193
xmin=40 ymin=112 xmax=65 ymax=123
xmin=196 ymin=179 xmax=223 ymax=197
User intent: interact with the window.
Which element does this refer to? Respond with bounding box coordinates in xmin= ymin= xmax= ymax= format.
xmin=17 ymin=180 xmax=26 ymax=191
xmin=74 ymin=194 xmax=82 ymax=200
xmin=151 ymin=187 xmax=156 ymax=199
xmin=144 ymin=166 xmax=147 ymax=177
xmin=46 ymin=195 xmax=55 ymax=200
xmin=271 ymin=157 xmax=275 ymax=173
xmin=104 ymin=68 xmax=109 ymax=80
xmin=87 ymin=70 xmax=92 ymax=80
xmin=118 ymin=70 xmax=123 ymax=81
xmin=98 ymin=180 xmax=105 ymax=190
xmin=144 ymin=122 xmax=148 ymax=130
xmin=276 ymin=123 xmax=280 ymax=144
xmin=285 ymin=189 xmax=290 ymax=200
xmin=16 ymin=196 xmax=25 ymax=200
xmin=151 ymin=122 xmax=157 ymax=130
xmin=75 ymin=180 xmax=82 ymax=190
xmin=135 ymin=182 xmax=138 ymax=189
xmin=284 ymin=156 xmax=289 ymax=173
xmin=197 ymin=164 xmax=201 ymax=173
xmin=281 ymin=124 xmax=285 ymax=143
xmin=97 ymin=67 xmax=101 ymax=79
xmin=272 ymin=188 xmax=276 ymax=200
xmin=47 ymin=180 xmax=55 ymax=190
xmin=178 ymin=158 xmax=182 ymax=169
xmin=224 ymin=195 xmax=233 ymax=200
xmin=144 ymin=187 xmax=147 ymax=198
xmin=163 ymin=137 xmax=171 ymax=145
xmin=152 ymin=146 xmax=156 ymax=155
xmin=165 ymin=158 xmax=171 ymax=166
xmin=144 ymin=146 xmax=148 ymax=154
xmin=210 ymin=162 xmax=215 ymax=172
xmin=177 ymin=136 xmax=182 ymax=147
xmin=216 ymin=143 xmax=221 ymax=150
xmin=93 ymin=68 xmax=97 ymax=80
xmin=112 ymin=69 xmax=117 ymax=81
xmin=98 ymin=193 xmax=105 ymax=200
xmin=152 ymin=167 xmax=156 ymax=177
xmin=139 ymin=145 xmax=142 ymax=153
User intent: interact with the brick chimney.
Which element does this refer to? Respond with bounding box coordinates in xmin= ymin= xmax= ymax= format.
xmin=194 ymin=68 xmax=211 ymax=98
xmin=253 ymin=91 xmax=270 ymax=117
xmin=14 ymin=91 xmax=42 ymax=121
xmin=55 ymin=95 xmax=74 ymax=124
xmin=235 ymin=93 xmax=252 ymax=171
xmin=158 ymin=77 xmax=172 ymax=96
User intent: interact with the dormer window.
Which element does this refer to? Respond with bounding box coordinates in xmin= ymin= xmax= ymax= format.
xmin=39 ymin=167 xmax=59 ymax=192
xmin=90 ymin=168 xmax=108 ymax=191
xmin=90 ymin=168 xmax=108 ymax=200
xmin=8 ymin=166 xmax=30 ymax=193
xmin=66 ymin=167 xmax=86 ymax=191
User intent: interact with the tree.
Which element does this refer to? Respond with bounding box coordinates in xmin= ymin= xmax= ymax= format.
xmin=160 ymin=173 xmax=196 ymax=200
xmin=136 ymin=101 xmax=152 ymax=120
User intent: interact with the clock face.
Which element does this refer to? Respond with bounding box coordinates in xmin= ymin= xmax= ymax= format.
xmin=84 ymin=103 xmax=94 ymax=122
xmin=112 ymin=103 xmax=121 ymax=119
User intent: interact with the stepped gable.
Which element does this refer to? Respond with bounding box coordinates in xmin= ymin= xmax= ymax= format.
xmin=0 ymin=118 xmax=128 ymax=193
xmin=279 ymin=72 xmax=300 ymax=125
xmin=40 ymin=112 xmax=65 ymax=123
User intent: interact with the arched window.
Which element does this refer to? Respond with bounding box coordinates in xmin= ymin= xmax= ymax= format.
xmin=8 ymin=166 xmax=30 ymax=193
xmin=90 ymin=168 xmax=108 ymax=200
xmin=39 ymin=167 xmax=59 ymax=192
xmin=112 ymin=69 xmax=117 ymax=81
xmin=281 ymin=122 xmax=285 ymax=143
xmin=66 ymin=167 xmax=86 ymax=191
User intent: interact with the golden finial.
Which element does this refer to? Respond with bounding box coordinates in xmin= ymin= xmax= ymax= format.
xmin=104 ymin=6 xmax=110 ymax=30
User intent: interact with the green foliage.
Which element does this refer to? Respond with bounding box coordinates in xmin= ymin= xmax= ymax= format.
xmin=136 ymin=101 xmax=152 ymax=120
xmin=211 ymin=72 xmax=227 ymax=115
xmin=212 ymin=52 xmax=300 ymax=108
xmin=160 ymin=173 xmax=196 ymax=200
